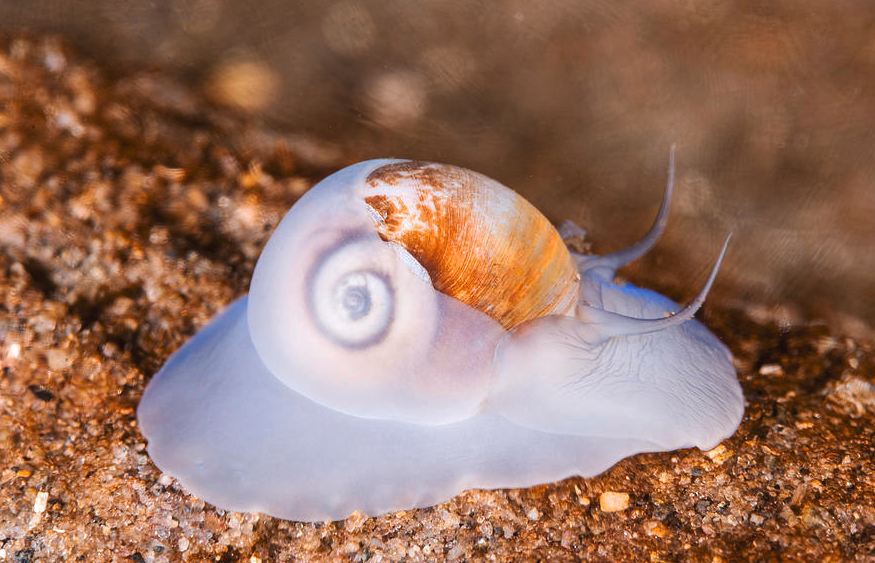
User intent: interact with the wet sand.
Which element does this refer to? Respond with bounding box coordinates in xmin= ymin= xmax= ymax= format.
xmin=0 ymin=35 xmax=872 ymax=563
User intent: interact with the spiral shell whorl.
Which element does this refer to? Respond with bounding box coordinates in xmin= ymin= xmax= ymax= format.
xmin=363 ymin=161 xmax=580 ymax=329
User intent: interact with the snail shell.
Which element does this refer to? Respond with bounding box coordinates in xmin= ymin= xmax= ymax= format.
xmin=137 ymin=153 xmax=744 ymax=521
xmin=247 ymin=159 xmax=579 ymax=424
xmin=362 ymin=161 xmax=580 ymax=329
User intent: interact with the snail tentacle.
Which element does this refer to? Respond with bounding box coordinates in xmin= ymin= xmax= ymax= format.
xmin=579 ymin=144 xmax=675 ymax=281
xmin=576 ymin=233 xmax=731 ymax=341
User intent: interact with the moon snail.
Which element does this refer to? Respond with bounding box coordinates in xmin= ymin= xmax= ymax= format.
xmin=137 ymin=150 xmax=744 ymax=522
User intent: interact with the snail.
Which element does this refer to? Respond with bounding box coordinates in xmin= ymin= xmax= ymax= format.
xmin=137 ymin=150 xmax=744 ymax=522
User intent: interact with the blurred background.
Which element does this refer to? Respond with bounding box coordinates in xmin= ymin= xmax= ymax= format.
xmin=2 ymin=0 xmax=873 ymax=336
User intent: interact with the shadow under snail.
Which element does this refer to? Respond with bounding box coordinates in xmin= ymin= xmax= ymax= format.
xmin=137 ymin=149 xmax=744 ymax=521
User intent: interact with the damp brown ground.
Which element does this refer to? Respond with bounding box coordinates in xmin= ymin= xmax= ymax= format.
xmin=1 ymin=36 xmax=873 ymax=563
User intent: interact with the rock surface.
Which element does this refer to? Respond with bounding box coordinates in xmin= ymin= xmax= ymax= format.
xmin=1 ymin=35 xmax=873 ymax=563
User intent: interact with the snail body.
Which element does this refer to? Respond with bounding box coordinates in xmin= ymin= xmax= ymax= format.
xmin=137 ymin=153 xmax=744 ymax=522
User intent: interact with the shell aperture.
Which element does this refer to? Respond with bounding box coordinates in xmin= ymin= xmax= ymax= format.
xmin=137 ymin=155 xmax=744 ymax=522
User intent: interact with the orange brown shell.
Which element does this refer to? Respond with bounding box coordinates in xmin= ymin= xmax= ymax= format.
xmin=363 ymin=161 xmax=580 ymax=330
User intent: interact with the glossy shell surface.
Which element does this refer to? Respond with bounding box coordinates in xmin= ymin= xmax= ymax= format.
xmin=363 ymin=161 xmax=580 ymax=329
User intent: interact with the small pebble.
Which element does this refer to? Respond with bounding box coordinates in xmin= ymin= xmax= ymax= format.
xmin=33 ymin=491 xmax=48 ymax=513
xmin=446 ymin=543 xmax=465 ymax=561
xmin=704 ymin=444 xmax=733 ymax=465
xmin=45 ymin=348 xmax=72 ymax=371
xmin=343 ymin=510 xmax=367 ymax=533
xmin=560 ymin=529 xmax=577 ymax=548
xmin=827 ymin=375 xmax=875 ymax=416
xmin=780 ymin=506 xmax=798 ymax=526
xmin=28 ymin=385 xmax=54 ymax=402
xmin=749 ymin=513 xmax=765 ymax=525
xmin=759 ymin=363 xmax=784 ymax=376
xmin=800 ymin=504 xmax=824 ymax=528
xmin=178 ymin=537 xmax=189 ymax=552
xmin=526 ymin=507 xmax=540 ymax=521
xmin=642 ymin=520 xmax=668 ymax=537
xmin=789 ymin=483 xmax=807 ymax=507
xmin=599 ymin=491 xmax=629 ymax=512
